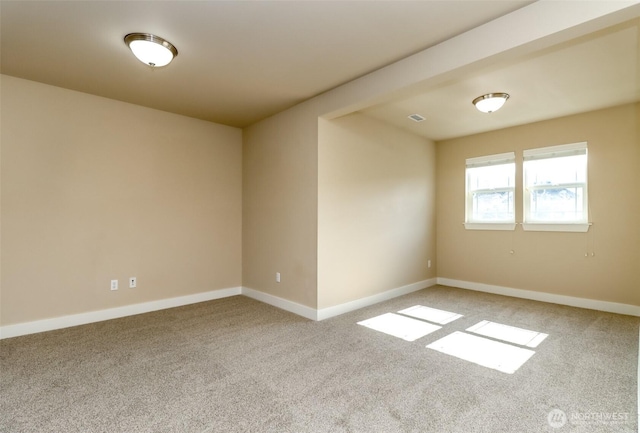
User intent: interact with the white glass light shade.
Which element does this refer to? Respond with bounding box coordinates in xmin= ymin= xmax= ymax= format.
xmin=473 ymin=93 xmax=509 ymax=113
xmin=124 ymin=33 xmax=177 ymax=67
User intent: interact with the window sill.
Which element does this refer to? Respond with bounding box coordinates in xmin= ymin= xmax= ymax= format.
xmin=464 ymin=223 xmax=516 ymax=231
xmin=522 ymin=223 xmax=590 ymax=233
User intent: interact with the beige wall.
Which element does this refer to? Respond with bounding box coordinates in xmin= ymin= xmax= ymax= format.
xmin=318 ymin=114 xmax=436 ymax=309
xmin=238 ymin=4 xmax=635 ymax=313
xmin=3 ymin=2 xmax=636 ymax=328
xmin=436 ymin=103 xmax=640 ymax=306
xmin=1 ymin=75 xmax=243 ymax=326
xmin=242 ymin=102 xmax=320 ymax=308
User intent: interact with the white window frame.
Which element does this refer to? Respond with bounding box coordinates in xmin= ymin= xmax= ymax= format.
xmin=464 ymin=152 xmax=516 ymax=231
xmin=523 ymin=142 xmax=589 ymax=232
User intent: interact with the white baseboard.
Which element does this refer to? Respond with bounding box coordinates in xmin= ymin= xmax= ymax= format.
xmin=0 ymin=287 xmax=242 ymax=340
xmin=8 ymin=277 xmax=631 ymax=340
xmin=0 ymin=280 xmax=436 ymax=339
xmin=437 ymin=278 xmax=640 ymax=317
xmin=242 ymin=279 xmax=437 ymax=322
xmin=316 ymin=278 xmax=437 ymax=321
xmin=241 ymin=287 xmax=318 ymax=320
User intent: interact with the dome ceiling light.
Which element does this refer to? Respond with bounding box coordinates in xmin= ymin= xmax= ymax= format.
xmin=124 ymin=33 xmax=178 ymax=68
xmin=472 ymin=93 xmax=510 ymax=113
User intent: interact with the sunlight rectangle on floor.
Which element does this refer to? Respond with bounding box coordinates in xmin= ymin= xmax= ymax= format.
xmin=426 ymin=331 xmax=536 ymax=374
xmin=466 ymin=320 xmax=548 ymax=348
xmin=397 ymin=305 xmax=463 ymax=325
xmin=357 ymin=313 xmax=441 ymax=342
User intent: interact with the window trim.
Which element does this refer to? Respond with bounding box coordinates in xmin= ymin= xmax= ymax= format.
xmin=464 ymin=223 xmax=517 ymax=231
xmin=522 ymin=142 xmax=589 ymax=232
xmin=465 ymin=152 xmax=516 ymax=230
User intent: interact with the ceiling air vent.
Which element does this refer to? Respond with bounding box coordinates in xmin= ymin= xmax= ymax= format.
xmin=408 ymin=113 xmax=425 ymax=122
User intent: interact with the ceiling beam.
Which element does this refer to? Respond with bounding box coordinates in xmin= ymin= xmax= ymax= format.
xmin=319 ymin=0 xmax=640 ymax=119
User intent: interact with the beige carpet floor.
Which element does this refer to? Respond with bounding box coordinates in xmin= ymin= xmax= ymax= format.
xmin=1 ymin=285 xmax=638 ymax=432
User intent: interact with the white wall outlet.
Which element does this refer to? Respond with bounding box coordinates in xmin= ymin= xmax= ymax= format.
xmin=129 ymin=277 xmax=136 ymax=288
xmin=428 ymin=260 xmax=432 ymax=268
xmin=110 ymin=280 xmax=118 ymax=291
xmin=276 ymin=272 xmax=281 ymax=283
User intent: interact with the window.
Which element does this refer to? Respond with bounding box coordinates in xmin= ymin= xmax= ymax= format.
xmin=523 ymin=142 xmax=588 ymax=232
xmin=465 ymin=152 xmax=515 ymax=230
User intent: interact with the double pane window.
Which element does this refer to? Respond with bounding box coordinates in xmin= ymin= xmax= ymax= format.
xmin=465 ymin=153 xmax=515 ymax=227
xmin=523 ymin=143 xmax=588 ymax=226
xmin=465 ymin=143 xmax=588 ymax=232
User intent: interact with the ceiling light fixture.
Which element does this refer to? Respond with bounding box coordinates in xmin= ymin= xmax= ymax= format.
xmin=472 ymin=93 xmax=510 ymax=113
xmin=124 ymin=33 xmax=178 ymax=68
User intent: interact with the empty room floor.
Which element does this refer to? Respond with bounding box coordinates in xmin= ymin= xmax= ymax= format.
xmin=1 ymin=285 xmax=638 ymax=432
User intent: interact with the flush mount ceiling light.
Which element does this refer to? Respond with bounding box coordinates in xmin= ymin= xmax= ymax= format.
xmin=124 ymin=33 xmax=178 ymax=67
xmin=472 ymin=93 xmax=510 ymax=113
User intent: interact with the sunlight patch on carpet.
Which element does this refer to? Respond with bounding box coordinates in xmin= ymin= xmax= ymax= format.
xmin=466 ymin=320 xmax=548 ymax=348
xmin=397 ymin=305 xmax=463 ymax=325
xmin=357 ymin=313 xmax=442 ymax=342
xmin=426 ymin=331 xmax=536 ymax=374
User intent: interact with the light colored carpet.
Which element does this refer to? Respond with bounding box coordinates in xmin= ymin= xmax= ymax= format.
xmin=1 ymin=285 xmax=638 ymax=432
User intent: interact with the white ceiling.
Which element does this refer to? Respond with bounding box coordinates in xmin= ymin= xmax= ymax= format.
xmin=1 ymin=1 xmax=638 ymax=140
xmin=360 ymin=18 xmax=640 ymax=141
xmin=1 ymin=0 xmax=531 ymax=128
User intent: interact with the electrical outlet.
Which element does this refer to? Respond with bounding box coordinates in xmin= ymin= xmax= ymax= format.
xmin=129 ymin=277 xmax=136 ymax=288
xmin=276 ymin=272 xmax=281 ymax=283
xmin=428 ymin=260 xmax=432 ymax=268
xmin=110 ymin=280 xmax=118 ymax=291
